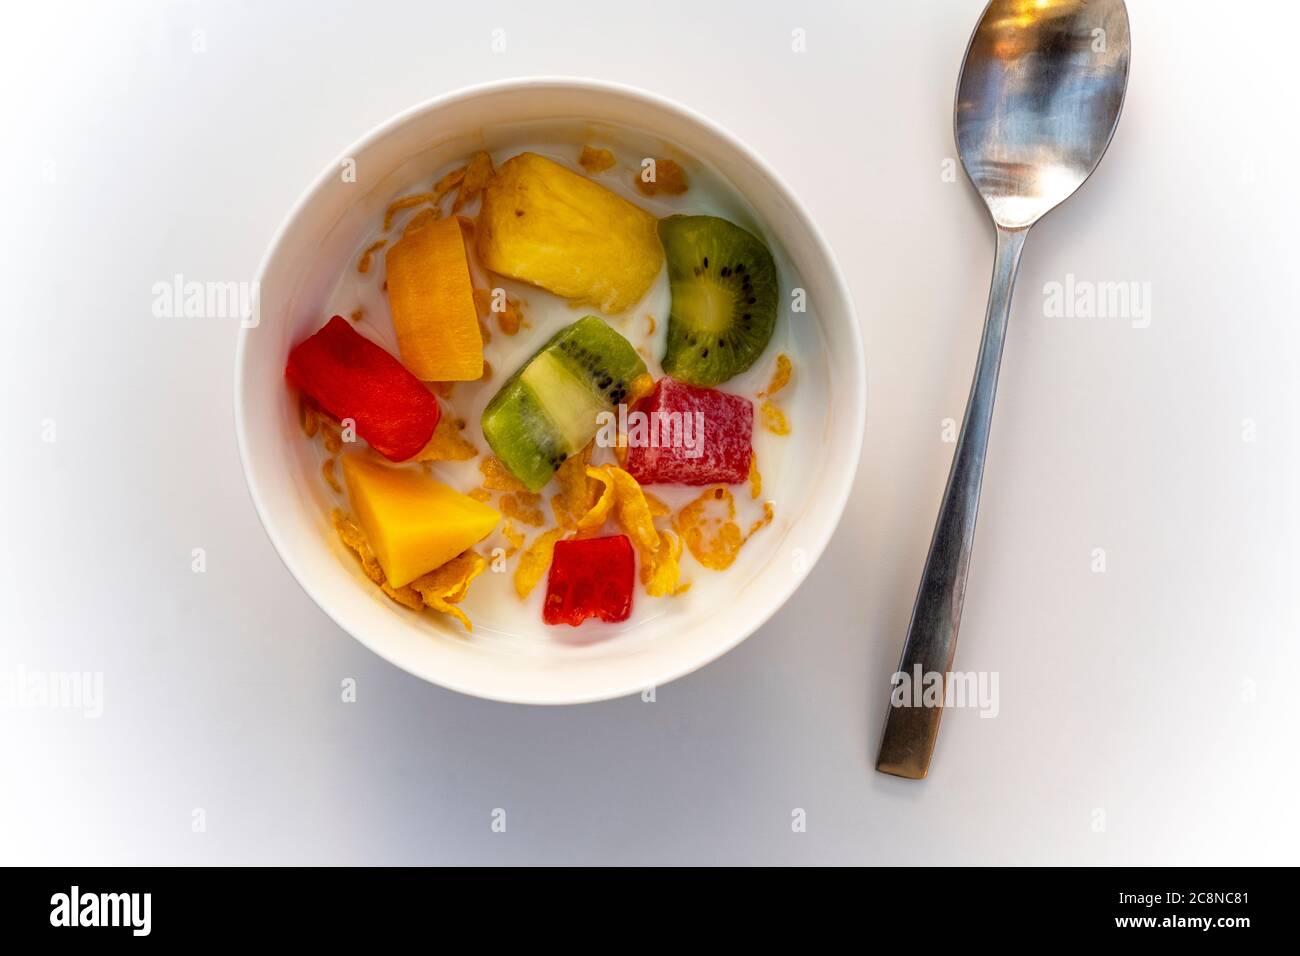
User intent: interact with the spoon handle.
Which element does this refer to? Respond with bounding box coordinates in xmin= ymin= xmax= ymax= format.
xmin=876 ymin=225 xmax=1027 ymax=779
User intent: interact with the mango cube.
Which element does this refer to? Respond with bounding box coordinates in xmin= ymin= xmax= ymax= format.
xmin=386 ymin=216 xmax=484 ymax=381
xmin=476 ymin=152 xmax=663 ymax=314
xmin=341 ymin=455 xmax=500 ymax=587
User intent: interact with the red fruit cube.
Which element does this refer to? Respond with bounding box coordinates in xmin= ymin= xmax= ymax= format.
xmin=624 ymin=378 xmax=753 ymax=485
xmin=543 ymin=535 xmax=634 ymax=627
xmin=285 ymin=316 xmax=441 ymax=462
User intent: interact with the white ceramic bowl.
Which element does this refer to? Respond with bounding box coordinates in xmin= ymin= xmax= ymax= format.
xmin=235 ymin=77 xmax=864 ymax=704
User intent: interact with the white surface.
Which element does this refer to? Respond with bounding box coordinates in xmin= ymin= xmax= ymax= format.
xmin=1 ymin=0 xmax=1297 ymax=865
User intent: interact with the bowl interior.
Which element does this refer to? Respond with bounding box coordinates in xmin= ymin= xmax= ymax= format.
xmin=236 ymin=80 xmax=864 ymax=703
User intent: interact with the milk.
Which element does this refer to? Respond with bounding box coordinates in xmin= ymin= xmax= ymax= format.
xmin=318 ymin=122 xmax=829 ymax=645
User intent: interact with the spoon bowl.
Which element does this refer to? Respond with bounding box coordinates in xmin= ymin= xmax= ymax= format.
xmin=956 ymin=0 xmax=1132 ymax=229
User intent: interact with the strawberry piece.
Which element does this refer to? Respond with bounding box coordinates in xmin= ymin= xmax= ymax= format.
xmin=286 ymin=316 xmax=440 ymax=462
xmin=624 ymin=378 xmax=753 ymax=485
xmin=543 ymin=535 xmax=634 ymax=626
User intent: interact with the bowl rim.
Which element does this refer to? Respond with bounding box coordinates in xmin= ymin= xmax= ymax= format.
xmin=234 ymin=75 xmax=867 ymax=704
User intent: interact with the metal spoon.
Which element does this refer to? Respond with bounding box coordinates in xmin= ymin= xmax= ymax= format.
xmin=876 ymin=0 xmax=1131 ymax=779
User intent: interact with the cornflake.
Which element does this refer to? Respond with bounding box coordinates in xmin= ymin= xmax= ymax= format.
xmin=760 ymin=354 xmax=793 ymax=397
xmin=319 ymin=417 xmax=343 ymax=454
xmin=577 ymin=466 xmax=617 ymax=532
xmin=496 ymin=297 xmax=525 ymax=335
xmin=515 ymin=528 xmax=565 ymax=599
xmin=381 ymin=580 xmax=424 ymax=611
xmin=480 ymin=455 xmax=528 ymax=493
xmin=609 ymin=467 xmax=660 ymax=556
xmin=577 ymin=465 xmax=686 ymax=596
xmin=402 ymin=206 xmax=440 ymax=234
xmin=501 ymin=521 xmax=525 ymax=557
xmin=579 ymin=146 xmax=616 ymax=174
xmin=321 ymin=457 xmax=342 ymax=494
xmin=641 ymin=529 xmax=687 ymax=597
xmin=501 ymin=491 xmax=545 ymax=527
xmin=409 ymin=551 xmax=488 ymax=632
xmin=412 ymin=416 xmax=478 ymax=462
xmin=627 ymin=372 xmax=656 ymax=404
xmin=433 ymin=165 xmax=467 ymax=202
xmin=473 ymin=287 xmax=525 ymax=335
xmin=673 ymin=486 xmax=772 ymax=571
xmin=300 ymin=399 xmax=320 ymax=438
xmin=759 ymin=400 xmax=791 ymax=436
xmin=453 ymin=151 xmax=495 ymax=213
xmin=553 ymin=443 xmax=597 ymax=528
xmin=637 ymin=158 xmax=689 ymax=196
xmin=334 ymin=510 xmax=385 ymax=584
xmin=357 ymin=239 xmax=387 ymax=274
xmin=384 ymin=193 xmax=436 ymax=231
xmin=334 ymin=509 xmax=486 ymax=631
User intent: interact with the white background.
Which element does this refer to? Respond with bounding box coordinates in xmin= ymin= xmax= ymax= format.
xmin=2 ymin=0 xmax=1297 ymax=865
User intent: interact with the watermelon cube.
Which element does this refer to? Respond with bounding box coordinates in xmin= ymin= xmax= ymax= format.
xmin=624 ymin=378 xmax=753 ymax=485
xmin=544 ymin=535 xmax=635 ymax=626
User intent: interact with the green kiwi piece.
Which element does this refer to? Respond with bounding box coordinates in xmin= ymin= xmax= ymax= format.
xmin=481 ymin=316 xmax=647 ymax=491
xmin=479 ymin=380 xmax=570 ymax=492
xmin=658 ymin=215 xmax=778 ymax=387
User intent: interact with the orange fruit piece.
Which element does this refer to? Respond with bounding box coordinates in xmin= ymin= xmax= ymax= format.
xmin=386 ymin=216 xmax=484 ymax=381
xmin=342 ymin=455 xmax=499 ymax=588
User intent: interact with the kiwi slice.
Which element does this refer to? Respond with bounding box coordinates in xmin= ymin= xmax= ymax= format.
xmin=482 ymin=316 xmax=647 ymax=491
xmin=658 ymin=215 xmax=778 ymax=386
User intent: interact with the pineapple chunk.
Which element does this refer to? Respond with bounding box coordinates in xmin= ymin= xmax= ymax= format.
xmin=476 ymin=152 xmax=663 ymax=314
xmin=341 ymin=455 xmax=500 ymax=588
xmin=386 ymin=216 xmax=483 ymax=381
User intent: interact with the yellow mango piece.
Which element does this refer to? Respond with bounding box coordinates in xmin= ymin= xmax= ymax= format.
xmin=386 ymin=216 xmax=483 ymax=381
xmin=476 ymin=152 xmax=663 ymax=314
xmin=342 ymin=455 xmax=500 ymax=587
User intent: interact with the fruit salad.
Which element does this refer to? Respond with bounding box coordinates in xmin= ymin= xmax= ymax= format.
xmin=288 ymin=141 xmax=802 ymax=635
